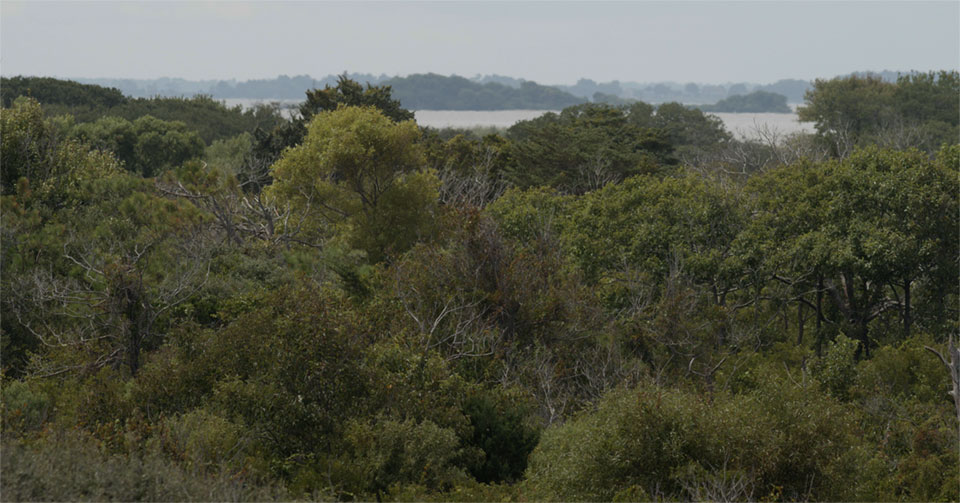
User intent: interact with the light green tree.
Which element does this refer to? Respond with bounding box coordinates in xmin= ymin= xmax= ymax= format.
xmin=267 ymin=106 xmax=438 ymax=261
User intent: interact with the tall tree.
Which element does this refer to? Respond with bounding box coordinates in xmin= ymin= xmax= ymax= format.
xmin=266 ymin=106 xmax=437 ymax=261
xmin=743 ymin=146 xmax=959 ymax=356
xmin=252 ymin=75 xmax=414 ymax=178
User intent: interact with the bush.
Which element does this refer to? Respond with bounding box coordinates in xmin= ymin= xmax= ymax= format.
xmin=0 ymin=432 xmax=287 ymax=501
xmin=335 ymin=417 xmax=475 ymax=497
xmin=1 ymin=380 xmax=51 ymax=434
xmin=462 ymin=389 xmax=541 ymax=483
xmin=811 ymin=333 xmax=859 ymax=399
xmin=161 ymin=408 xmax=252 ymax=474
xmin=524 ymin=379 xmax=870 ymax=501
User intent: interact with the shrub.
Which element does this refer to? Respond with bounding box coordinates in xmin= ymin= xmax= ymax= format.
xmin=524 ymin=378 xmax=870 ymax=501
xmin=1 ymin=380 xmax=51 ymax=434
xmin=0 ymin=432 xmax=287 ymax=501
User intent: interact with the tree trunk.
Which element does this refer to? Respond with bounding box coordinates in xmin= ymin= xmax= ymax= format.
xmin=796 ymin=300 xmax=804 ymax=346
xmin=903 ymin=279 xmax=912 ymax=339
xmin=925 ymin=338 xmax=960 ymax=449
xmin=816 ymin=275 xmax=824 ymax=357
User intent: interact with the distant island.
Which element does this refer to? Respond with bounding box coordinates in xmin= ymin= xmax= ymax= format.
xmin=381 ymin=73 xmax=585 ymax=110
xmin=699 ymin=90 xmax=792 ymax=113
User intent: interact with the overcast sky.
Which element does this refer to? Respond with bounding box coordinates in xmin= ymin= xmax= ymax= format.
xmin=2 ymin=1 xmax=957 ymax=85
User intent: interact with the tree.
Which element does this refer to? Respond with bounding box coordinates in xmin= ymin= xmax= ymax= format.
xmin=525 ymin=381 xmax=869 ymax=501
xmin=300 ymin=74 xmax=414 ymax=124
xmin=252 ymin=75 xmax=414 ymax=171
xmin=266 ymin=106 xmax=438 ymax=261
xmin=5 ymin=173 xmax=211 ymax=376
xmin=505 ymin=103 xmax=674 ymax=192
xmin=1 ymin=99 xmax=126 ymax=375
xmin=71 ymin=115 xmax=205 ymax=177
xmin=891 ymin=70 xmax=960 ymax=149
xmin=1 ymin=76 xmax=127 ymax=109
xmin=379 ymin=73 xmax=584 ymax=110
xmin=1 ymin=98 xmax=70 ymax=197
xmin=742 ymin=146 xmax=959 ymax=356
xmin=796 ymin=74 xmax=932 ymax=156
xmin=650 ymin=102 xmax=731 ymax=148
xmin=2 ymin=101 xmax=212 ymax=376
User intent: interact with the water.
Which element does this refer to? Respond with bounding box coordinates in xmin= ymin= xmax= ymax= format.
xmin=711 ymin=112 xmax=814 ymax=139
xmin=221 ymin=99 xmax=815 ymax=140
xmin=413 ymin=110 xmax=555 ymax=129
xmin=222 ymin=98 xmax=301 ymax=118
xmin=414 ymin=110 xmax=814 ymax=139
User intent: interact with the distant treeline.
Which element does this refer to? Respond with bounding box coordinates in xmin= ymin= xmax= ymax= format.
xmin=0 ymin=76 xmax=286 ymax=146
xmin=70 ymin=72 xmax=808 ymax=106
xmin=698 ymin=90 xmax=792 ymax=113
xmin=592 ymin=89 xmax=794 ymax=113
xmin=556 ymin=77 xmax=811 ymax=104
xmin=382 ymin=73 xmax=585 ymax=110
xmin=40 ymin=70 xmax=925 ymax=109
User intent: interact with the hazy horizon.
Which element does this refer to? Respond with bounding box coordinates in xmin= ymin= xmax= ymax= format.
xmin=2 ymin=1 xmax=957 ymax=86
xmin=4 ymin=70 xmax=949 ymax=88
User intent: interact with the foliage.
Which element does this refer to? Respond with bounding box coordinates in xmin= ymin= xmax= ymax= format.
xmin=563 ymin=174 xmax=742 ymax=292
xmin=525 ymin=379 xmax=871 ymax=501
xmin=267 ymin=105 xmax=438 ymax=261
xmin=253 ymin=75 xmax=415 ymax=164
xmin=811 ymin=333 xmax=859 ymax=399
xmin=335 ymin=417 xmax=474 ymax=496
xmin=740 ymin=146 xmax=959 ymax=357
xmin=204 ymin=131 xmax=254 ymax=176
xmin=640 ymin=101 xmax=732 ymax=148
xmin=1 ymin=76 xmax=127 ymax=109
xmin=1 ymin=432 xmax=289 ymax=501
xmin=798 ymin=71 xmax=959 ymax=155
xmin=71 ymin=115 xmax=206 ymax=177
xmin=301 ymin=74 xmax=415 ymax=124
xmin=461 ymin=389 xmax=541 ymax=483
xmin=104 ymin=95 xmax=285 ymax=145
xmin=1 ymin=77 xmax=286 ymax=148
xmin=504 ymin=103 xmax=675 ymax=191
xmin=1 ymin=380 xmax=52 ymax=433
xmin=2 ymin=69 xmax=958 ymax=501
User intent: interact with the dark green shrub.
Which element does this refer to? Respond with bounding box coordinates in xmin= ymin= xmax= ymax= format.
xmin=462 ymin=390 xmax=540 ymax=483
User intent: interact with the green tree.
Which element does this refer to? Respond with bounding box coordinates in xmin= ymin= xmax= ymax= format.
xmin=505 ymin=103 xmax=674 ymax=192
xmin=252 ymin=75 xmax=414 ymax=171
xmin=71 ymin=115 xmax=205 ymax=177
xmin=742 ymin=147 xmax=958 ymax=356
xmin=267 ymin=106 xmax=438 ymax=261
xmin=892 ymin=70 xmax=960 ymax=149
xmin=1 ymin=76 xmax=127 ymax=109
xmin=797 ymin=74 xmax=897 ymax=156
xmin=301 ymin=74 xmax=414 ymax=124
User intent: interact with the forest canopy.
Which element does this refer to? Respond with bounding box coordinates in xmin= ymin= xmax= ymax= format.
xmin=1 ymin=72 xmax=958 ymax=502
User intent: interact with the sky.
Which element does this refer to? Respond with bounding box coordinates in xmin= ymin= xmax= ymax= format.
xmin=1 ymin=1 xmax=957 ymax=85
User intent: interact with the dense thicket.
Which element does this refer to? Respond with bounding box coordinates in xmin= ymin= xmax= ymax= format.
xmin=1 ymin=73 xmax=958 ymax=502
